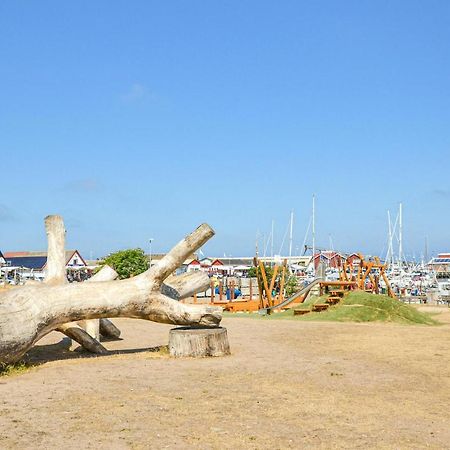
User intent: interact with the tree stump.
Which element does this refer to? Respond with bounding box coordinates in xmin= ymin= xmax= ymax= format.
xmin=169 ymin=327 xmax=230 ymax=358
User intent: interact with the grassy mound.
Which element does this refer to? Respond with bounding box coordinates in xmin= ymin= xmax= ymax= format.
xmin=291 ymin=291 xmax=437 ymax=325
xmin=224 ymin=291 xmax=439 ymax=325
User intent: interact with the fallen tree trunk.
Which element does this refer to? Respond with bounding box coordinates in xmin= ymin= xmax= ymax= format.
xmin=0 ymin=216 xmax=222 ymax=364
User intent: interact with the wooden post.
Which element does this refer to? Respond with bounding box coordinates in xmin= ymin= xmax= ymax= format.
xmin=381 ymin=270 xmax=395 ymax=298
xmin=254 ymin=257 xmax=264 ymax=309
xmin=368 ymin=273 xmax=377 ymax=293
xmin=268 ymin=265 xmax=279 ymax=307
xmin=278 ymin=260 xmax=287 ymax=303
xmin=341 ymin=262 xmax=349 ymax=281
xmin=231 ymin=279 xmax=235 ymax=300
xmin=249 ymin=277 xmax=253 ymax=300
xmin=356 ymin=255 xmax=363 ymax=289
xmin=219 ymin=281 xmax=223 ymax=301
xmin=259 ymin=261 xmax=272 ymax=308
xmin=210 ymin=280 xmax=215 ymax=303
xmin=361 ymin=262 xmax=374 ymax=289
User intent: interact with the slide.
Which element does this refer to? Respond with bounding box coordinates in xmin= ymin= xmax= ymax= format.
xmin=259 ymin=278 xmax=323 ymax=314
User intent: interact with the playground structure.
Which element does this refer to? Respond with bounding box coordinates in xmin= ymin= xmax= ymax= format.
xmin=206 ymin=276 xmax=260 ymax=312
xmin=201 ymin=258 xmax=318 ymax=313
xmin=339 ymin=253 xmax=396 ymax=298
xmin=200 ymin=257 xmax=357 ymax=314
xmin=291 ymin=254 xmax=397 ymax=316
xmin=202 ymin=257 xmax=290 ymax=312
xmin=199 ymin=253 xmax=397 ymax=316
xmin=292 ymin=255 xmax=397 ymax=316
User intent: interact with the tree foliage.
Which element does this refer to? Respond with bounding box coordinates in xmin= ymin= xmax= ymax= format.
xmin=248 ymin=264 xmax=299 ymax=297
xmin=101 ymin=248 xmax=149 ymax=280
xmin=285 ymin=274 xmax=299 ymax=296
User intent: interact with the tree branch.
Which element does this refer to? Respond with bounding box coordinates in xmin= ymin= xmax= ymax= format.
xmin=149 ymin=223 xmax=214 ymax=284
xmin=44 ymin=215 xmax=67 ymax=285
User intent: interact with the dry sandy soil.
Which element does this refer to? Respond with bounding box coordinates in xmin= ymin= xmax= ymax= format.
xmin=1 ymin=306 xmax=450 ymax=449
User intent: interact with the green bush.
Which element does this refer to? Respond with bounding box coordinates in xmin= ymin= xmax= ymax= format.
xmin=101 ymin=248 xmax=149 ymax=279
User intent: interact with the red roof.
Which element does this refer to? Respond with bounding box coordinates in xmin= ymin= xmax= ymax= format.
xmin=4 ymin=251 xmax=30 ymax=257
xmin=188 ymin=260 xmax=201 ymax=266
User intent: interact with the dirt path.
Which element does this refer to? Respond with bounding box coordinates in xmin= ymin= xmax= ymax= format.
xmin=1 ymin=308 xmax=450 ymax=449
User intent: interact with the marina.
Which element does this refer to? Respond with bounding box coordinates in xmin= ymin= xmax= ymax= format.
xmin=1 ymin=2 xmax=449 ymax=448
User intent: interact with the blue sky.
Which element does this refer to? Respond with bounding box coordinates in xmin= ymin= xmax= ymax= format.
xmin=1 ymin=1 xmax=449 ymax=260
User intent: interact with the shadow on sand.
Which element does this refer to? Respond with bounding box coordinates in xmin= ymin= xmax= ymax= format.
xmin=24 ymin=338 xmax=168 ymax=365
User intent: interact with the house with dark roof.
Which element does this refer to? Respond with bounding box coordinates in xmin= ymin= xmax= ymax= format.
xmin=0 ymin=250 xmax=5 ymax=266
xmin=4 ymin=250 xmax=87 ymax=280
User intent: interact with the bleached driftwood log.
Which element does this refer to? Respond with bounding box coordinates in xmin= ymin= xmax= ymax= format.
xmin=57 ymin=265 xmax=120 ymax=353
xmin=44 ymin=215 xmax=67 ymax=285
xmin=162 ymin=271 xmax=212 ymax=300
xmin=0 ymin=216 xmax=222 ymax=364
xmin=42 ymin=216 xmax=118 ymax=353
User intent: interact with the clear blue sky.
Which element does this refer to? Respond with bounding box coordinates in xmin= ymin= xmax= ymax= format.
xmin=1 ymin=1 xmax=449 ymax=260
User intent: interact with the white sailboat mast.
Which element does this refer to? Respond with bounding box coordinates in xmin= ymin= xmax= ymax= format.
xmin=255 ymin=229 xmax=259 ymax=257
xmin=312 ymin=195 xmax=316 ymax=275
xmin=398 ymin=202 xmax=403 ymax=267
xmin=271 ymin=219 xmax=274 ymax=259
xmin=386 ymin=210 xmax=392 ymax=266
xmin=288 ymin=211 xmax=294 ymax=258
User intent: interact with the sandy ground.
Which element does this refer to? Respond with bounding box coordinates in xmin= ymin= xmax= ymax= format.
xmin=1 ymin=306 xmax=450 ymax=449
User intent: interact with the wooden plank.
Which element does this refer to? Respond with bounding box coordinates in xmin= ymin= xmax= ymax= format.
xmin=294 ymin=309 xmax=310 ymax=316
xmin=312 ymin=304 xmax=329 ymax=312
xmin=319 ymin=281 xmax=357 ymax=287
